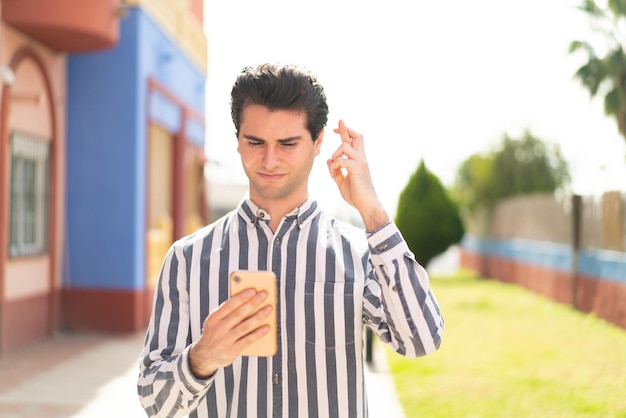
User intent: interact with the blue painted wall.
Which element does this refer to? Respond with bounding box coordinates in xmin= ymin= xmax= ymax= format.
xmin=66 ymin=7 xmax=205 ymax=291
xmin=462 ymin=235 xmax=626 ymax=285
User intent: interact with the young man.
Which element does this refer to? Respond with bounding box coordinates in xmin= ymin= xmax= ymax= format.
xmin=138 ymin=63 xmax=444 ymax=417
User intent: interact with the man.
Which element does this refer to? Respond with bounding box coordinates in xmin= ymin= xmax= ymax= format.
xmin=138 ymin=63 xmax=444 ymax=417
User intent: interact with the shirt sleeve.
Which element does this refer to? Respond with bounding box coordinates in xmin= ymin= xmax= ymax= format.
xmin=137 ymin=243 xmax=214 ymax=417
xmin=362 ymin=221 xmax=444 ymax=357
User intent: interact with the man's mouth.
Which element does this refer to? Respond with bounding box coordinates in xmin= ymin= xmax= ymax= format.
xmin=258 ymin=172 xmax=285 ymax=180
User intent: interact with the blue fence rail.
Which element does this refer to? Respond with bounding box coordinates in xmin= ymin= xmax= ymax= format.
xmin=462 ymin=235 xmax=626 ymax=285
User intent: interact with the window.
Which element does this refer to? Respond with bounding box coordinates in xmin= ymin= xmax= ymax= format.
xmin=9 ymin=131 xmax=50 ymax=257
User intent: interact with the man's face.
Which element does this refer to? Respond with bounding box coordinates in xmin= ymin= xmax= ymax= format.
xmin=237 ymin=104 xmax=323 ymax=209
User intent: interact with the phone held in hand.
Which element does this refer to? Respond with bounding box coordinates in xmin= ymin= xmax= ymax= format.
xmin=229 ymin=270 xmax=278 ymax=357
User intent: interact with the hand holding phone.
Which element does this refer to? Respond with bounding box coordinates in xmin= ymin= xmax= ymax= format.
xmin=229 ymin=270 xmax=278 ymax=357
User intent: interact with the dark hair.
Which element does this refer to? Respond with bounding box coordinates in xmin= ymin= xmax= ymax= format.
xmin=230 ymin=63 xmax=329 ymax=141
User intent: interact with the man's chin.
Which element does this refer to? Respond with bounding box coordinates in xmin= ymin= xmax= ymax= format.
xmin=253 ymin=185 xmax=289 ymax=201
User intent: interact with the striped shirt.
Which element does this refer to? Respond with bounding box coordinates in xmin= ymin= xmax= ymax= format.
xmin=138 ymin=197 xmax=444 ymax=418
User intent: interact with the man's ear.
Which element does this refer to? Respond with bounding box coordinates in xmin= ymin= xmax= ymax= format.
xmin=314 ymin=129 xmax=324 ymax=156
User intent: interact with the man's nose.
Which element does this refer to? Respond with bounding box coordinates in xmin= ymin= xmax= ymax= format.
xmin=262 ymin=145 xmax=280 ymax=168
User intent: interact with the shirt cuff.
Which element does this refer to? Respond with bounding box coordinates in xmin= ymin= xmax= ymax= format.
xmin=365 ymin=220 xmax=392 ymax=236
xmin=367 ymin=221 xmax=412 ymax=261
xmin=178 ymin=345 xmax=216 ymax=394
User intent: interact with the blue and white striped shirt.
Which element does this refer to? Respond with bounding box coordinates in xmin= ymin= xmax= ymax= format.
xmin=138 ymin=197 xmax=444 ymax=417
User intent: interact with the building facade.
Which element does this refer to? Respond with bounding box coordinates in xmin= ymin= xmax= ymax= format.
xmin=0 ymin=0 xmax=207 ymax=357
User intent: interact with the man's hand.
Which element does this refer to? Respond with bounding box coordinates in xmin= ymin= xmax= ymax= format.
xmin=188 ymin=289 xmax=273 ymax=378
xmin=327 ymin=120 xmax=390 ymax=231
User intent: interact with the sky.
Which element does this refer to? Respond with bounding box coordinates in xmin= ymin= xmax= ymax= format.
xmin=203 ymin=0 xmax=626 ymax=218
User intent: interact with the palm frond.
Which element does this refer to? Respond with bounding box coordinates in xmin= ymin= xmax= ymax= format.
xmin=604 ymin=86 xmax=624 ymax=114
xmin=608 ymin=0 xmax=626 ymax=18
xmin=574 ymin=58 xmax=608 ymax=96
xmin=568 ymin=40 xmax=595 ymax=56
xmin=578 ymin=0 xmax=606 ymax=18
xmin=606 ymin=46 xmax=626 ymax=73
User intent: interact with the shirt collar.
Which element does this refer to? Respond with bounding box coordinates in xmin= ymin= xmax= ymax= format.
xmin=237 ymin=196 xmax=320 ymax=229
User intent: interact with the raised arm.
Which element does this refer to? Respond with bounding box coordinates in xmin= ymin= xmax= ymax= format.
xmin=326 ymin=120 xmax=444 ymax=356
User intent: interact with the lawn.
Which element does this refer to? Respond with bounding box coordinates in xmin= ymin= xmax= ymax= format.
xmin=385 ymin=271 xmax=626 ymax=418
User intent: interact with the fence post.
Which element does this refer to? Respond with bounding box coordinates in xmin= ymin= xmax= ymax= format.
xmin=571 ymin=195 xmax=582 ymax=309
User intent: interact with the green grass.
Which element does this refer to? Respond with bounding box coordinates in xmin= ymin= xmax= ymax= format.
xmin=385 ymin=271 xmax=626 ymax=418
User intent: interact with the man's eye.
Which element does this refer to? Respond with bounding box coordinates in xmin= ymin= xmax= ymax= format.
xmin=249 ymin=141 xmax=263 ymax=147
xmin=281 ymin=142 xmax=296 ymax=148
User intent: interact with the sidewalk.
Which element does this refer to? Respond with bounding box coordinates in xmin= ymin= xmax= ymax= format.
xmin=0 ymin=332 xmax=145 ymax=417
xmin=0 ymin=331 xmax=404 ymax=418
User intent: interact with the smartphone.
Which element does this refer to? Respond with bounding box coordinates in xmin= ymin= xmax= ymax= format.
xmin=229 ymin=270 xmax=278 ymax=357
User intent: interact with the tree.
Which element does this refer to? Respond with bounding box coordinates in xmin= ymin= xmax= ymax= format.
xmin=569 ymin=0 xmax=626 ymax=142
xmin=453 ymin=153 xmax=495 ymax=214
xmin=395 ymin=160 xmax=464 ymax=267
xmin=452 ymin=130 xmax=570 ymax=212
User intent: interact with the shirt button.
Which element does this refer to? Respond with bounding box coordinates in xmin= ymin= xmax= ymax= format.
xmin=274 ymin=238 xmax=280 ymax=246
xmin=392 ymin=285 xmax=398 ymax=292
xmin=273 ymin=373 xmax=280 ymax=384
xmin=258 ymin=211 xmax=265 ymax=219
xmin=376 ymin=244 xmax=388 ymax=252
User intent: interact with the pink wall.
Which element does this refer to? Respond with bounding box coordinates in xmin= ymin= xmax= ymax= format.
xmin=2 ymin=26 xmax=66 ymax=299
xmin=1 ymin=24 xmax=66 ymax=352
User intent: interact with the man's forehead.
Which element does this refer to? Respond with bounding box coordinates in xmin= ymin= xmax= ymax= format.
xmin=239 ymin=105 xmax=310 ymax=139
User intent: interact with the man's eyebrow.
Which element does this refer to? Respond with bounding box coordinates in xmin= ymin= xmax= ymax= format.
xmin=277 ymin=136 xmax=303 ymax=143
xmin=242 ymin=134 xmax=303 ymax=143
xmin=242 ymin=134 xmax=265 ymax=142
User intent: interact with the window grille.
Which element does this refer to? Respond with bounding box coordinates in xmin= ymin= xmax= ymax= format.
xmin=8 ymin=131 xmax=50 ymax=257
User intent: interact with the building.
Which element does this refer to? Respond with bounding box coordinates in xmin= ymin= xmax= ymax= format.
xmin=0 ymin=0 xmax=207 ymax=357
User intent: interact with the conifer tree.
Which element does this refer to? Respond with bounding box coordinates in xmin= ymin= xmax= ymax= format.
xmin=395 ymin=160 xmax=464 ymax=267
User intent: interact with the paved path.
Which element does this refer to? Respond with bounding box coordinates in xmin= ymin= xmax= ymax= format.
xmin=0 ymin=331 xmax=404 ymax=417
xmin=0 ymin=332 xmax=145 ymax=417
